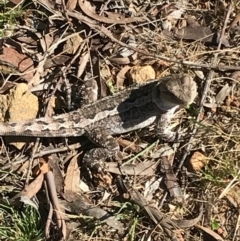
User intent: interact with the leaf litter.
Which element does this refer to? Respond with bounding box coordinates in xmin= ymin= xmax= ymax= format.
xmin=0 ymin=0 xmax=240 ymax=240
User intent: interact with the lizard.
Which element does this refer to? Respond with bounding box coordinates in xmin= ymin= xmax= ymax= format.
xmin=0 ymin=74 xmax=197 ymax=169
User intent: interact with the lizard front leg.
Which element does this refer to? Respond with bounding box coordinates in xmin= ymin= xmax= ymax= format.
xmin=156 ymin=109 xmax=181 ymax=142
xmin=83 ymin=128 xmax=121 ymax=171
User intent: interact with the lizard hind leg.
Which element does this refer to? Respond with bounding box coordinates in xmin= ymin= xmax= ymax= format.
xmin=83 ymin=128 xmax=120 ymax=171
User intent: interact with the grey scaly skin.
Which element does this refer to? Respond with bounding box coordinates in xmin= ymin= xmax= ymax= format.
xmin=0 ymin=74 xmax=197 ymax=169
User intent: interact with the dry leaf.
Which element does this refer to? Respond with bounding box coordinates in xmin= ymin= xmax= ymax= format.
xmin=161 ymin=156 xmax=183 ymax=200
xmin=48 ymin=155 xmax=64 ymax=194
xmin=116 ymin=66 xmax=131 ymax=88
xmin=0 ymin=47 xmax=34 ymax=81
xmin=175 ymin=26 xmax=213 ymax=41
xmin=189 ymin=151 xmax=208 ymax=171
xmin=66 ymin=0 xmax=77 ymax=10
xmin=225 ymin=184 xmax=240 ymax=208
xmin=31 ymin=158 xmax=49 ymax=176
xmin=20 ymin=172 xmax=44 ymax=199
xmin=78 ymin=0 xmax=145 ymax=24
xmin=77 ymin=51 xmax=90 ymax=78
xmin=117 ymin=137 xmax=139 ymax=152
xmin=64 ymin=153 xmax=81 ymax=194
xmin=129 ymin=65 xmax=156 ymax=84
xmin=44 ymin=55 xmax=71 ymax=69
xmin=230 ymin=71 xmax=240 ymax=81
xmin=63 ymin=34 xmax=83 ymax=54
xmin=175 ymin=26 xmax=230 ymax=47
xmin=215 ymin=84 xmax=231 ymax=104
xmin=195 ymin=225 xmax=224 ymax=241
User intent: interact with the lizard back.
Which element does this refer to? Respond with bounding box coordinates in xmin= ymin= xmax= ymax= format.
xmin=0 ymin=78 xmax=163 ymax=137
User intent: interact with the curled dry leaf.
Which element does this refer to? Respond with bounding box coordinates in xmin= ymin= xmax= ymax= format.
xmin=129 ymin=65 xmax=156 ymax=84
xmin=116 ymin=66 xmax=131 ymax=88
xmin=189 ymin=151 xmax=208 ymax=171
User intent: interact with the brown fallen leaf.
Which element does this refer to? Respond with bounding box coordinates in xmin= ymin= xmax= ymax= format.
xmin=129 ymin=65 xmax=156 ymax=84
xmin=224 ymin=184 xmax=240 ymax=208
xmin=10 ymin=172 xmax=44 ymax=203
xmin=9 ymin=0 xmax=22 ymax=4
xmin=175 ymin=26 xmax=213 ymax=41
xmin=161 ymin=156 xmax=183 ymax=200
xmin=63 ymin=34 xmax=83 ymax=54
xmin=64 ymin=153 xmax=81 ymax=195
xmin=43 ymin=55 xmax=71 ymax=69
xmin=0 ymin=47 xmax=34 ymax=82
xmin=66 ymin=0 xmax=77 ymax=10
xmin=117 ymin=138 xmax=139 ymax=152
xmin=175 ymin=26 xmax=230 ymax=47
xmin=230 ymin=71 xmax=240 ymax=81
xmin=92 ymin=53 xmax=110 ymax=98
xmin=189 ymin=151 xmax=208 ymax=171
xmin=116 ymin=66 xmax=131 ymax=88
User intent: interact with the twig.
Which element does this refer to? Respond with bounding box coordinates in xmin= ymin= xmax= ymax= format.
xmin=45 ymin=171 xmax=66 ymax=239
xmin=24 ymin=140 xmax=40 ymax=185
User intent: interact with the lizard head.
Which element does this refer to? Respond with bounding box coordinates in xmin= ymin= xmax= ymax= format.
xmin=159 ymin=74 xmax=197 ymax=106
